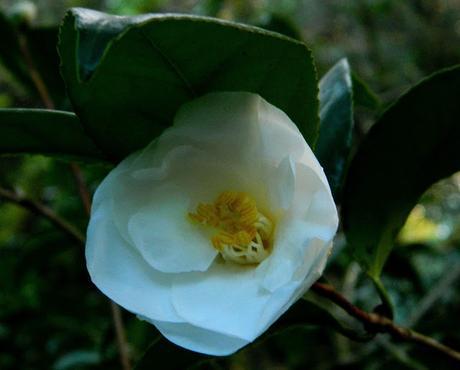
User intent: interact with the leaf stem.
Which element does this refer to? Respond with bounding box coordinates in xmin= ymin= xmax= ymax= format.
xmin=370 ymin=275 xmax=394 ymax=318
xmin=311 ymin=282 xmax=460 ymax=362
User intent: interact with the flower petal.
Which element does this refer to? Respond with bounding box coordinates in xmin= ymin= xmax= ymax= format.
xmin=127 ymin=189 xmax=218 ymax=273
xmin=171 ymin=262 xmax=301 ymax=341
xmin=257 ymin=163 xmax=338 ymax=292
xmin=142 ymin=318 xmax=250 ymax=356
xmin=135 ymin=92 xmax=324 ymax=210
xmin=86 ymin=172 xmax=183 ymax=323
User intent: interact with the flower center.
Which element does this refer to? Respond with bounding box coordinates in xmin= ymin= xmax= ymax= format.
xmin=189 ymin=191 xmax=273 ymax=265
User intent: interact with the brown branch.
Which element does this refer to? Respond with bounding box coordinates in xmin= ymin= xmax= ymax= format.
xmin=311 ymin=282 xmax=460 ymax=362
xmin=18 ymin=34 xmax=55 ymax=110
xmin=70 ymin=163 xmax=92 ymax=215
xmin=111 ymin=300 xmax=132 ymax=370
xmin=0 ymin=186 xmax=85 ymax=244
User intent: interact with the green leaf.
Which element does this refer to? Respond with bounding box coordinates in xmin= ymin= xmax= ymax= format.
xmin=134 ymin=336 xmax=211 ymax=370
xmin=315 ymin=59 xmax=354 ymax=198
xmin=351 ymin=73 xmax=381 ymax=112
xmin=342 ymin=65 xmax=460 ymax=278
xmin=0 ymin=12 xmax=66 ymax=106
xmin=58 ymin=8 xmax=319 ymax=161
xmin=0 ymin=109 xmax=105 ymax=162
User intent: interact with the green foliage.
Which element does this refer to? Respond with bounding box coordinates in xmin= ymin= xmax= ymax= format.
xmin=58 ymin=8 xmax=319 ymax=161
xmin=342 ymin=65 xmax=460 ymax=278
xmin=316 ymin=58 xmax=354 ymax=198
xmin=0 ymin=109 xmax=105 ymax=162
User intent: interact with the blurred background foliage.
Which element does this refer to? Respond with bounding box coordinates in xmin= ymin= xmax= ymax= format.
xmin=0 ymin=0 xmax=459 ymax=369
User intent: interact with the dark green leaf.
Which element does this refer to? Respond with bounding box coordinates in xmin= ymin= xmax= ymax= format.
xmin=0 ymin=109 xmax=106 ymax=162
xmin=58 ymin=8 xmax=318 ymax=161
xmin=351 ymin=73 xmax=381 ymax=111
xmin=342 ymin=65 xmax=460 ymax=277
xmin=315 ymin=59 xmax=354 ymax=198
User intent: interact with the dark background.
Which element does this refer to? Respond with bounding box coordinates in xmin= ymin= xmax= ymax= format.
xmin=0 ymin=1 xmax=459 ymax=369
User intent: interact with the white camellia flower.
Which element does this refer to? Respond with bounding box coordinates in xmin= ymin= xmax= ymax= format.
xmin=86 ymin=92 xmax=338 ymax=356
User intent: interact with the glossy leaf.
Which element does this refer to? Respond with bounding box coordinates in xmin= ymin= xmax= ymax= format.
xmin=58 ymin=8 xmax=319 ymax=161
xmin=342 ymin=65 xmax=460 ymax=277
xmin=316 ymin=59 xmax=354 ymax=198
xmin=0 ymin=109 xmax=105 ymax=162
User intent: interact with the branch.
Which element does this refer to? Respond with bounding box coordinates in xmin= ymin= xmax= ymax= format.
xmin=0 ymin=186 xmax=85 ymax=244
xmin=18 ymin=34 xmax=55 ymax=110
xmin=311 ymin=282 xmax=460 ymax=362
xmin=111 ymin=300 xmax=132 ymax=370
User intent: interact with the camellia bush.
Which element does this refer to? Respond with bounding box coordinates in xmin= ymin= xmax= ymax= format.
xmin=0 ymin=4 xmax=460 ymax=370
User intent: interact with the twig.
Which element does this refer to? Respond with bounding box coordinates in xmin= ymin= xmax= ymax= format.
xmin=111 ymin=300 xmax=132 ymax=370
xmin=69 ymin=163 xmax=92 ymax=215
xmin=0 ymin=186 xmax=85 ymax=244
xmin=18 ymin=34 xmax=55 ymax=110
xmin=311 ymin=282 xmax=460 ymax=362
xmin=17 ymin=33 xmax=132 ymax=370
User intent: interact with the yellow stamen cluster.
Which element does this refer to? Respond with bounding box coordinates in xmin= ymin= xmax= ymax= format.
xmin=189 ymin=191 xmax=273 ymax=264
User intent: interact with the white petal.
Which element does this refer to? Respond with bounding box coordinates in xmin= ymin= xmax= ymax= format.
xmin=171 ymin=262 xmax=301 ymax=341
xmin=142 ymin=92 xmax=324 ymax=211
xmin=127 ymin=189 xmax=217 ymax=273
xmin=266 ymin=155 xmax=296 ymax=212
xmin=258 ymin=163 xmax=338 ymax=292
xmin=143 ymin=318 xmax=250 ymax=356
xmin=86 ymin=177 xmax=182 ymax=323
